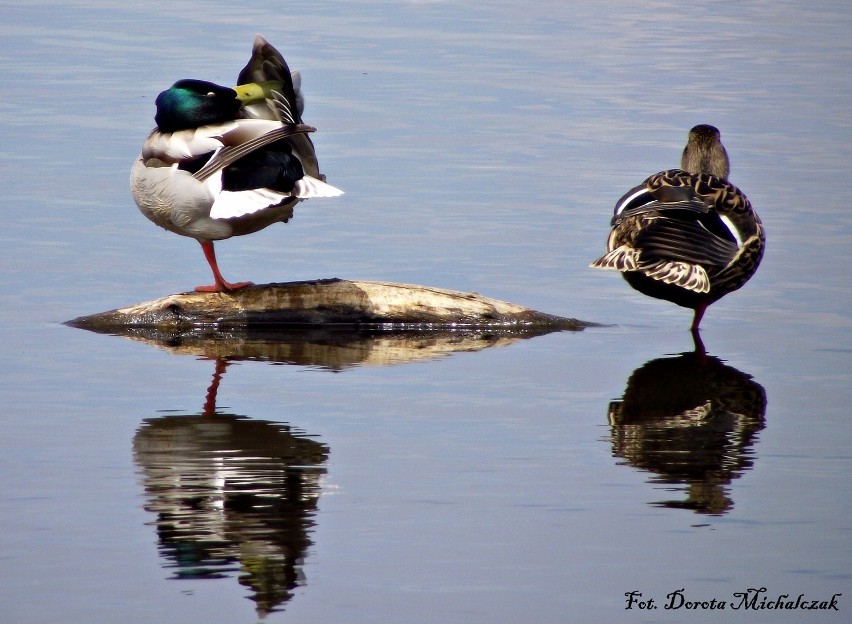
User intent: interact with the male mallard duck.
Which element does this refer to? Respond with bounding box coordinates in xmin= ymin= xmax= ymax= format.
xmin=590 ymin=125 xmax=765 ymax=330
xmin=130 ymin=35 xmax=343 ymax=292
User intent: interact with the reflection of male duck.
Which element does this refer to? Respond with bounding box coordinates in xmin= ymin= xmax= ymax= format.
xmin=607 ymin=343 xmax=766 ymax=515
xmin=133 ymin=360 xmax=329 ymax=617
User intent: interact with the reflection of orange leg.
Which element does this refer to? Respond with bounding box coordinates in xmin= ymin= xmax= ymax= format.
xmin=195 ymin=241 xmax=253 ymax=293
xmin=690 ymin=327 xmax=707 ymax=357
xmin=202 ymin=359 xmax=229 ymax=416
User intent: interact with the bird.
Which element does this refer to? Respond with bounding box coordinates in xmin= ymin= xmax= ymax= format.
xmin=590 ymin=125 xmax=765 ymax=330
xmin=130 ymin=35 xmax=343 ymax=292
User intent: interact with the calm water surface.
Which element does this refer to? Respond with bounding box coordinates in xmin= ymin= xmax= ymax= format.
xmin=1 ymin=1 xmax=850 ymax=622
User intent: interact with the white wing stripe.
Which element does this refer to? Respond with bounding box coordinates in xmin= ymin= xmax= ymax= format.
xmin=719 ymin=215 xmax=744 ymax=248
xmin=293 ymin=176 xmax=345 ymax=198
xmin=210 ymin=189 xmax=293 ymax=219
xmin=615 ymin=188 xmax=648 ymax=216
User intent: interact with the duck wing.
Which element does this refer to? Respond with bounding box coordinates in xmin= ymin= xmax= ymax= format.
xmin=614 ymin=183 xmax=707 ymax=221
xmin=238 ymin=35 xmax=302 ymax=120
xmin=199 ymin=123 xmax=340 ymax=221
xmin=633 ymin=214 xmax=739 ymax=268
xmin=615 ymin=183 xmax=740 ymax=268
xmin=191 ymin=123 xmax=316 ymax=182
xmin=236 ymin=35 xmax=322 ymax=181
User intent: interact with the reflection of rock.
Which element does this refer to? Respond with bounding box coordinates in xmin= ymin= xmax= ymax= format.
xmin=607 ymin=346 xmax=766 ymax=515
xmin=133 ymin=362 xmax=329 ymax=617
xmin=76 ymin=326 xmax=568 ymax=371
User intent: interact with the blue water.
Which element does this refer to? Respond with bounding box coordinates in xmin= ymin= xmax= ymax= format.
xmin=1 ymin=1 xmax=850 ymax=622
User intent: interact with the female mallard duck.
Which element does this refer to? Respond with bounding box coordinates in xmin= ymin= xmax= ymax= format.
xmin=590 ymin=125 xmax=765 ymax=330
xmin=130 ymin=35 xmax=343 ymax=292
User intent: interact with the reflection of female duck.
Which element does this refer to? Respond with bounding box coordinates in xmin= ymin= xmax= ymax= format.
xmin=133 ymin=360 xmax=329 ymax=617
xmin=607 ymin=347 xmax=766 ymax=515
xmin=591 ymin=125 xmax=765 ymax=329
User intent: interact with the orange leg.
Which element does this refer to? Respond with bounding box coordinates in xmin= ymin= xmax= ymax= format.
xmin=690 ymin=303 xmax=708 ymax=331
xmin=195 ymin=241 xmax=253 ymax=293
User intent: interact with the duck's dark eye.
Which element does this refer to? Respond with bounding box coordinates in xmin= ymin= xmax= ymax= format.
xmin=206 ymin=91 xmax=216 ymax=97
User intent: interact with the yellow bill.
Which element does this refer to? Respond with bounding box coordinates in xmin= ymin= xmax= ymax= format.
xmin=232 ymin=81 xmax=284 ymax=103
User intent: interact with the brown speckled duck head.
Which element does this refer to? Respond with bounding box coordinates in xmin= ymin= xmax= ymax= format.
xmin=681 ymin=124 xmax=730 ymax=179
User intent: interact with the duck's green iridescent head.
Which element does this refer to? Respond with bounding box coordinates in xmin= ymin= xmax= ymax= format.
xmin=154 ymin=79 xmax=242 ymax=133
